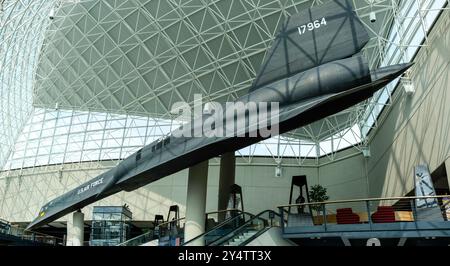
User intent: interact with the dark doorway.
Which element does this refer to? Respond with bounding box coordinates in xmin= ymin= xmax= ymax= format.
xmin=430 ymin=163 xmax=449 ymax=195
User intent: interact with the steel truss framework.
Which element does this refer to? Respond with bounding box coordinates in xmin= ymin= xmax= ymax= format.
xmin=0 ymin=0 xmax=449 ymax=172
xmin=0 ymin=0 xmax=54 ymax=169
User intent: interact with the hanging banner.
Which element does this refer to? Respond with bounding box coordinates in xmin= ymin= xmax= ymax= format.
xmin=414 ymin=165 xmax=443 ymax=221
xmin=415 ymin=164 xmax=438 ymax=208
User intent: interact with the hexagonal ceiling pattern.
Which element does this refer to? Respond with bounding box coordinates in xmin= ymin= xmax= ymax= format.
xmin=33 ymin=0 xmax=397 ymax=141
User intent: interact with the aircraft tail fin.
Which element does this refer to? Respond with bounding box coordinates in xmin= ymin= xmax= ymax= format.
xmin=250 ymin=0 xmax=369 ymax=92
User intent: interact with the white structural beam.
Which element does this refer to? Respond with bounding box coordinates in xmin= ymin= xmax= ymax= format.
xmin=184 ymin=160 xmax=209 ymax=246
xmin=66 ymin=210 xmax=84 ymax=246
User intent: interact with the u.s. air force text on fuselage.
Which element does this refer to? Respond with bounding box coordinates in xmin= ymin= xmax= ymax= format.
xmin=77 ymin=177 xmax=104 ymax=195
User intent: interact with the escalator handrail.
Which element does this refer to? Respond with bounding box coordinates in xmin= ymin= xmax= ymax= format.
xmin=208 ymin=210 xmax=274 ymax=246
xmin=117 ymin=229 xmax=155 ymax=246
xmin=182 ymin=210 xmax=254 ymax=246
xmin=209 ymin=210 xmax=280 ymax=246
xmin=199 ymin=210 xmax=251 ymax=237
xmin=239 ymin=226 xmax=272 ymax=247
xmin=117 ymin=209 xmax=241 ymax=246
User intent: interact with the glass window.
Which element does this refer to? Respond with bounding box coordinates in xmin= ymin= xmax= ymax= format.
xmin=2 ymin=1 xmax=448 ymax=172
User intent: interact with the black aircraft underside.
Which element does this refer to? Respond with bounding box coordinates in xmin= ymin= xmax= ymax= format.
xmin=27 ymin=0 xmax=413 ymax=230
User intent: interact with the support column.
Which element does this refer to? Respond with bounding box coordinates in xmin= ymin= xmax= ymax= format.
xmin=66 ymin=210 xmax=84 ymax=246
xmin=184 ymin=160 xmax=209 ymax=246
xmin=218 ymin=152 xmax=236 ymax=222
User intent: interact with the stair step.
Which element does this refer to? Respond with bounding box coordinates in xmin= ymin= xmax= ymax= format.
xmin=224 ymin=231 xmax=259 ymax=246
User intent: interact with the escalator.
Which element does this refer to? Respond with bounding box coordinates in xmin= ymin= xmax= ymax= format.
xmin=117 ymin=209 xmax=245 ymax=246
xmin=183 ymin=210 xmax=283 ymax=246
xmin=117 ymin=228 xmax=157 ymax=246
xmin=118 ymin=209 xmax=288 ymax=246
xmin=182 ymin=211 xmax=255 ymax=246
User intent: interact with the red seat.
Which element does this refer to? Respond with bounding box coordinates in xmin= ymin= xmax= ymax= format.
xmin=336 ymin=208 xmax=360 ymax=224
xmin=371 ymin=206 xmax=396 ymax=223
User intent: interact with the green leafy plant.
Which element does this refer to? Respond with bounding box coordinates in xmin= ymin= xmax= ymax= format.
xmin=309 ymin=184 xmax=330 ymax=216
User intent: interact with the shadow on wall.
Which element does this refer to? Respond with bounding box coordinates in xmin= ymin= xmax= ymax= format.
xmin=366 ymin=17 xmax=450 ymax=198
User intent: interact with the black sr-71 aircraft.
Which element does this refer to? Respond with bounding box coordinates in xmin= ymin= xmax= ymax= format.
xmin=27 ymin=0 xmax=412 ymax=230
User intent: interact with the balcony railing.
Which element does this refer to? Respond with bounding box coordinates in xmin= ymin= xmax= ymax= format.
xmin=0 ymin=219 xmax=62 ymax=245
xmin=278 ymin=195 xmax=450 ymax=238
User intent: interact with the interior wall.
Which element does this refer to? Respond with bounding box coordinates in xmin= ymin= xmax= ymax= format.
xmin=367 ymin=11 xmax=450 ymax=198
xmin=0 ymin=152 xmax=370 ymax=223
xmin=318 ymin=153 xmax=368 ymax=201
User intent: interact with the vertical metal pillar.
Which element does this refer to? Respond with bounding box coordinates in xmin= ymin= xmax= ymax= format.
xmin=218 ymin=152 xmax=236 ymax=221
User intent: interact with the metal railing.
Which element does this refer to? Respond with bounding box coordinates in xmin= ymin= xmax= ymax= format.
xmin=278 ymin=195 xmax=450 ymax=234
xmin=0 ymin=219 xmax=62 ymax=245
xmin=117 ymin=229 xmax=156 ymax=247
xmin=208 ymin=210 xmax=280 ymax=246
xmin=182 ymin=210 xmax=254 ymax=246
xmin=117 ymin=209 xmax=240 ymax=246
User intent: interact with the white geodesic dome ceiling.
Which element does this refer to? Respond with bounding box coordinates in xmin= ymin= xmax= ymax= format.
xmin=32 ymin=0 xmax=401 ymax=142
xmin=1 ymin=0 xmax=446 ymax=170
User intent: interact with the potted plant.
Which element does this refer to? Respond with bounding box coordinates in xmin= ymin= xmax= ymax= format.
xmin=309 ymin=185 xmax=330 ymax=224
